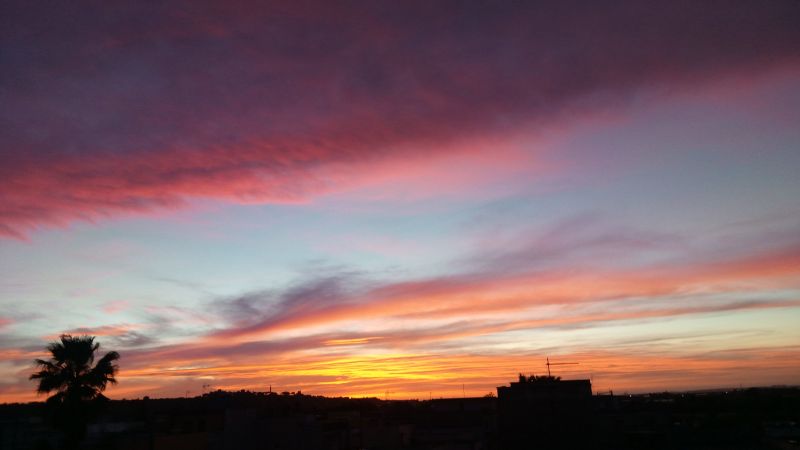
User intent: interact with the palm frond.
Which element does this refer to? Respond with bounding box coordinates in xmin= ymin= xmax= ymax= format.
xmin=87 ymin=351 xmax=120 ymax=389
xmin=30 ymin=335 xmax=120 ymax=400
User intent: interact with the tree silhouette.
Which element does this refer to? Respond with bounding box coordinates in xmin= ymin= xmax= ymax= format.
xmin=30 ymin=334 xmax=119 ymax=448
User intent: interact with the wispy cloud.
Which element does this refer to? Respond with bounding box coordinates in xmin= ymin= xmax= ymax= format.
xmin=2 ymin=1 xmax=799 ymax=404
xmin=102 ymin=300 xmax=130 ymax=314
xmin=3 ymin=213 xmax=797 ymax=401
xmin=201 ymin=216 xmax=799 ymax=343
xmin=2 ymin=1 xmax=799 ymax=237
xmin=7 ymin=216 xmax=773 ymax=400
xmin=60 ymin=324 xmax=156 ymax=349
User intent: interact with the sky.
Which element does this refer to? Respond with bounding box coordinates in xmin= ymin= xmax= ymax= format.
xmin=1 ymin=0 xmax=800 ymax=402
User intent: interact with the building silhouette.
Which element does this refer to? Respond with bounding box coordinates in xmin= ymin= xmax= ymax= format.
xmin=497 ymin=375 xmax=593 ymax=449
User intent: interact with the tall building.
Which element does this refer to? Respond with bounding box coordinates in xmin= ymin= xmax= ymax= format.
xmin=497 ymin=375 xmax=593 ymax=449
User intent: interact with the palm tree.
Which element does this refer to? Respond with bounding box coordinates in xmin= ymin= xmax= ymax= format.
xmin=31 ymin=334 xmax=120 ymax=447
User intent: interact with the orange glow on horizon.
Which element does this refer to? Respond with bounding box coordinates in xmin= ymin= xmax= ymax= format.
xmin=4 ymin=346 xmax=799 ymax=404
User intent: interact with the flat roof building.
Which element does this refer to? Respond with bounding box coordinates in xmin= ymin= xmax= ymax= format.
xmin=497 ymin=375 xmax=593 ymax=449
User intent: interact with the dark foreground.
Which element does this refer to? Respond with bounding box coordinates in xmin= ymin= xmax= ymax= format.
xmin=1 ymin=386 xmax=798 ymax=450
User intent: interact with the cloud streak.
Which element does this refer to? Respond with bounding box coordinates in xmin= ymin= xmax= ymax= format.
xmin=2 ymin=1 xmax=799 ymax=404
xmin=2 ymin=212 xmax=798 ymax=402
xmin=2 ymin=1 xmax=800 ymax=237
xmin=205 ymin=217 xmax=800 ymax=342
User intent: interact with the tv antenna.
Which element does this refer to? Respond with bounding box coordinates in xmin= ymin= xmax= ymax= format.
xmin=546 ymin=357 xmax=578 ymax=377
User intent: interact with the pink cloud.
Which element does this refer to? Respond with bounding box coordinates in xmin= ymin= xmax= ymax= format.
xmin=205 ymin=233 xmax=800 ymax=343
xmin=59 ymin=324 xmax=142 ymax=338
xmin=2 ymin=1 xmax=800 ymax=238
xmin=103 ymin=300 xmax=131 ymax=314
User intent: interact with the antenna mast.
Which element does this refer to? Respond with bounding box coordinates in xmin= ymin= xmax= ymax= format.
xmin=546 ymin=357 xmax=579 ymax=377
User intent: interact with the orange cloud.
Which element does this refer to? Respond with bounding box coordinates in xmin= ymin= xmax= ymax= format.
xmin=209 ymin=243 xmax=800 ymax=343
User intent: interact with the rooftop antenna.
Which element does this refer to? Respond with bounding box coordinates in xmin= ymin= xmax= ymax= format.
xmin=546 ymin=356 xmax=579 ymax=377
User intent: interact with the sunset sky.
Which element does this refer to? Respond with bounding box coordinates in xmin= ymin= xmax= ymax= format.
xmin=2 ymin=1 xmax=800 ymax=403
